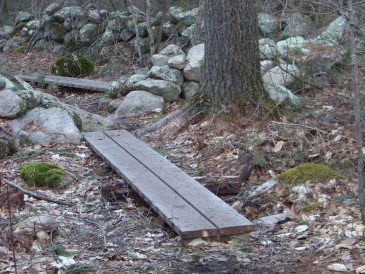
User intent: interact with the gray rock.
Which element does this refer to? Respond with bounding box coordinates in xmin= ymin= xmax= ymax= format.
xmin=0 ymin=89 xmax=26 ymax=118
xmin=98 ymin=97 xmax=111 ymax=111
xmin=128 ymin=6 xmax=145 ymax=16
xmin=124 ymin=79 xmax=181 ymax=102
xmin=183 ymin=43 xmax=204 ymax=82
xmin=87 ymin=10 xmax=101 ymax=24
xmin=120 ymin=28 xmax=135 ymax=41
xmin=260 ymin=60 xmax=275 ymax=75
xmin=277 ymin=36 xmax=306 ymax=57
xmin=15 ymin=12 xmax=33 ymax=24
xmin=122 ymin=74 xmax=148 ymax=95
xmin=168 ymin=54 xmax=186 ymax=70
xmin=34 ymin=39 xmax=48 ymax=50
xmin=258 ymin=13 xmax=279 ymax=38
xmin=106 ymin=18 xmax=128 ymax=32
xmin=182 ymin=81 xmax=199 ymax=99
xmin=12 ymin=107 xmax=82 ymax=146
xmin=49 ymin=22 xmax=67 ymax=43
xmin=44 ymin=3 xmax=61 ymax=16
xmin=0 ymin=39 xmax=6 ymax=51
xmin=133 ymin=37 xmax=150 ymax=54
xmin=137 ymin=22 xmax=148 ymax=37
xmin=26 ymin=20 xmax=40 ymax=31
xmin=151 ymin=54 xmax=170 ymax=66
xmin=169 ymin=6 xmax=185 ymax=24
xmin=3 ymin=38 xmax=20 ymax=52
xmin=113 ymin=90 xmax=164 ymax=119
xmin=160 ymin=44 xmax=185 ymax=57
xmin=53 ymin=6 xmax=83 ymax=23
xmin=181 ymin=24 xmax=195 ymax=41
xmin=0 ymin=127 xmax=12 ymax=159
xmin=254 ymin=213 xmax=289 ymax=227
xmin=100 ymin=30 xmax=116 ymax=45
xmin=263 ymin=64 xmax=301 ymax=89
xmin=281 ymin=13 xmax=313 ymax=40
xmin=318 ymin=15 xmax=349 ymax=44
xmin=0 ymin=26 xmax=13 ymax=39
xmin=108 ymin=99 xmax=123 ymax=112
xmin=135 ymin=68 xmax=149 ymax=75
xmin=148 ymin=65 xmax=184 ymax=86
xmin=80 ymin=23 xmax=99 ymax=45
xmin=259 ymin=38 xmax=278 ymax=60
xmin=265 ymin=84 xmax=299 ymax=106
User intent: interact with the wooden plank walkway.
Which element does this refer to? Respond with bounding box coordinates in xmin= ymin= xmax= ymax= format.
xmin=15 ymin=74 xmax=112 ymax=92
xmin=83 ymin=130 xmax=254 ymax=241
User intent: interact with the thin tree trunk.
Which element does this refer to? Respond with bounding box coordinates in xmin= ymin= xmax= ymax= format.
xmin=349 ymin=0 xmax=365 ymax=224
xmin=129 ymin=0 xmax=143 ymax=62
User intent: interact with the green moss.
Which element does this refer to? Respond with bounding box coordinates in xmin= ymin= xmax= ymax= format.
xmin=15 ymin=45 xmax=26 ymax=53
xmin=279 ymin=163 xmax=340 ymax=185
xmin=65 ymin=33 xmax=81 ymax=53
xmin=51 ymin=53 xmax=95 ymax=77
xmin=20 ymin=162 xmax=65 ymax=188
xmin=302 ymin=202 xmax=322 ymax=212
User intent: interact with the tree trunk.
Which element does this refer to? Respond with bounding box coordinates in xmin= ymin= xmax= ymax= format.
xmin=201 ymin=0 xmax=269 ymax=114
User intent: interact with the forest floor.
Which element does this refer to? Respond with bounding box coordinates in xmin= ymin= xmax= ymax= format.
xmin=0 ymin=50 xmax=365 ymax=274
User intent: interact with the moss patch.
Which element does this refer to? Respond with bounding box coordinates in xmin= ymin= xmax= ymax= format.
xmin=302 ymin=202 xmax=322 ymax=212
xmin=20 ymin=162 xmax=64 ymax=188
xmin=279 ymin=163 xmax=340 ymax=185
xmin=51 ymin=53 xmax=95 ymax=77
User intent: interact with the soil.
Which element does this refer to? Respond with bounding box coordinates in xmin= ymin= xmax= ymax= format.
xmin=0 ymin=49 xmax=364 ymax=274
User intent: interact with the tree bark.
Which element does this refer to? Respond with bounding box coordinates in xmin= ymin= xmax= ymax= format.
xmin=201 ymin=0 xmax=269 ymax=114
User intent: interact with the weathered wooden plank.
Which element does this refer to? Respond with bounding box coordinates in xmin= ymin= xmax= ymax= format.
xmin=15 ymin=74 xmax=112 ymax=92
xmin=104 ymin=130 xmax=255 ymax=236
xmin=83 ymin=131 xmax=218 ymax=239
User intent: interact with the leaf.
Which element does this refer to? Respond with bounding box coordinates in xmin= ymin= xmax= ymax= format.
xmin=272 ymin=141 xmax=284 ymax=152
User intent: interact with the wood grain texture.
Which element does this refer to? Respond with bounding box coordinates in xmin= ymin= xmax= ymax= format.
xmin=83 ymin=130 xmax=254 ymax=240
xmin=15 ymin=74 xmax=112 ymax=92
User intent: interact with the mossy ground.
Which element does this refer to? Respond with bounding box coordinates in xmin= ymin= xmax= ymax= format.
xmin=278 ymin=163 xmax=340 ymax=185
xmin=51 ymin=53 xmax=95 ymax=77
xmin=20 ymin=161 xmax=65 ymax=188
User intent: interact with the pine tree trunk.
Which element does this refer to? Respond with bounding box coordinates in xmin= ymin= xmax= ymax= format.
xmin=201 ymin=0 xmax=267 ymax=112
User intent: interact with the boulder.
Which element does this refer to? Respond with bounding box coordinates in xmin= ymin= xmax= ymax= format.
xmin=26 ymin=20 xmax=40 ymax=31
xmin=122 ymin=74 xmax=148 ymax=95
xmin=168 ymin=54 xmax=186 ymax=70
xmin=0 ymin=79 xmax=6 ymax=90
xmin=0 ymin=26 xmax=13 ymax=40
xmin=260 ymin=60 xmax=275 ymax=75
xmin=318 ymin=15 xmax=349 ymax=44
xmin=181 ymin=24 xmax=195 ymax=41
xmin=258 ymin=13 xmax=279 ymax=38
xmin=137 ymin=22 xmax=148 ymax=37
xmin=162 ymin=21 xmax=176 ymax=37
xmin=265 ymin=84 xmax=299 ymax=106
xmin=124 ymin=79 xmax=181 ymax=102
xmin=12 ymin=107 xmax=82 ymax=146
xmin=112 ymin=90 xmax=164 ymax=119
xmin=169 ymin=6 xmax=185 ymax=24
xmin=120 ymin=28 xmax=135 ymax=41
xmin=51 ymin=53 xmax=95 ymax=77
xmin=183 ymin=43 xmax=204 ymax=82
xmin=0 ymin=89 xmax=26 ymax=118
xmin=148 ymin=65 xmax=184 ymax=86
xmin=49 ymin=22 xmax=67 ymax=43
xmin=87 ymin=10 xmax=101 ymax=24
xmin=262 ymin=64 xmax=301 ymax=89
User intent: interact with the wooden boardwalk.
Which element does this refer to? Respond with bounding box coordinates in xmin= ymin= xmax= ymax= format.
xmin=15 ymin=74 xmax=112 ymax=92
xmin=83 ymin=130 xmax=254 ymax=241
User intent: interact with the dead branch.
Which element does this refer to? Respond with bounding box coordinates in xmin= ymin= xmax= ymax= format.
xmin=2 ymin=178 xmax=74 ymax=207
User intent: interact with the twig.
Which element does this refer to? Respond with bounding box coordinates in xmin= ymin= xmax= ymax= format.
xmin=2 ymin=178 xmax=74 ymax=207
xmin=6 ymin=185 xmax=17 ymax=274
xmin=192 ymin=175 xmax=239 ymax=180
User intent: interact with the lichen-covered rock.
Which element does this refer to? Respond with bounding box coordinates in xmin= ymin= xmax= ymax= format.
xmin=160 ymin=44 xmax=185 ymax=57
xmin=122 ymin=74 xmax=148 ymax=95
xmin=53 ymin=6 xmax=83 ymax=23
xmin=162 ymin=21 xmax=176 ymax=37
xmin=148 ymin=65 xmax=184 ymax=86
xmin=151 ymin=54 xmax=170 ymax=66
xmin=0 ymin=79 xmax=6 ymax=90
xmin=318 ymin=15 xmax=349 ymax=44
xmin=262 ymin=64 xmax=301 ymax=89
xmin=51 ymin=53 xmax=95 ymax=77
xmin=87 ymin=10 xmax=101 ymax=24
xmin=80 ymin=23 xmax=99 ymax=45
xmin=20 ymin=162 xmax=65 ymax=188
xmin=112 ymin=90 xmax=164 ymax=119
xmin=281 ymin=13 xmax=313 ymax=40
xmin=26 ymin=20 xmax=40 ymax=31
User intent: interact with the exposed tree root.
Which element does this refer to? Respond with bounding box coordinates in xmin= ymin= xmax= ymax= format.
xmin=133 ymin=105 xmax=204 ymax=139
